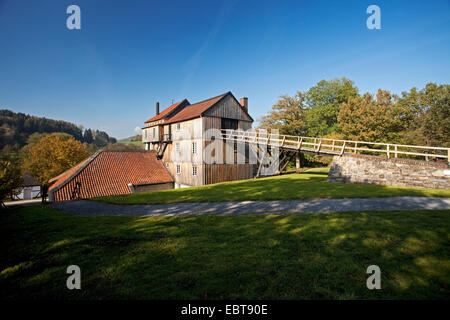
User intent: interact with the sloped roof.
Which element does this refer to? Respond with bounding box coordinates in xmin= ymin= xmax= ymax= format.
xmin=164 ymin=92 xmax=229 ymax=124
xmin=145 ymin=99 xmax=189 ymax=123
xmin=22 ymin=172 xmax=41 ymax=187
xmin=49 ymin=151 xmax=173 ymax=201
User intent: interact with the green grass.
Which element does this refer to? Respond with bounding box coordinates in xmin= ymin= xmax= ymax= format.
xmin=95 ymin=168 xmax=450 ymax=205
xmin=117 ymin=140 xmax=144 ymax=146
xmin=1 ymin=205 xmax=449 ymax=299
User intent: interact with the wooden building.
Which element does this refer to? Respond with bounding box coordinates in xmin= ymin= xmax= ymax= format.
xmin=142 ymin=92 xmax=255 ymax=188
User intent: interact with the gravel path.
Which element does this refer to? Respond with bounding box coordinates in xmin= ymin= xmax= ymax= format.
xmin=49 ymin=197 xmax=450 ymax=216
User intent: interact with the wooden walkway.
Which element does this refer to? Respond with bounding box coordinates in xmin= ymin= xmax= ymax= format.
xmin=221 ymin=129 xmax=450 ymax=163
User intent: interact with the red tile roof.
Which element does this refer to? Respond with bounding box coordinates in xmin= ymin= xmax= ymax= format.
xmin=164 ymin=92 xmax=228 ymax=124
xmin=49 ymin=151 xmax=173 ymax=201
xmin=145 ymin=99 xmax=187 ymax=123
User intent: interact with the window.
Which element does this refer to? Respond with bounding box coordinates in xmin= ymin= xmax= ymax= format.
xmin=192 ymin=141 xmax=197 ymax=154
xmin=176 ymin=123 xmax=181 ymax=131
xmin=192 ymin=166 xmax=197 ymax=176
xmin=144 ymin=130 xmax=147 ymax=138
xmin=176 ymin=164 xmax=181 ymax=174
xmin=176 ymin=142 xmax=180 ymax=153
xmin=153 ymin=127 xmax=156 ymax=138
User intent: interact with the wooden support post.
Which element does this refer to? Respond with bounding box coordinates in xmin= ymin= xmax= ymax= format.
xmin=340 ymin=141 xmax=346 ymax=156
xmin=256 ymin=149 xmax=266 ymax=178
xmin=354 ymin=142 xmax=358 ymax=154
xmin=316 ymin=139 xmax=322 ymax=153
xmin=387 ymin=144 xmax=390 ymax=159
xmin=298 ymin=137 xmax=303 ymax=150
xmin=281 ymin=136 xmax=286 ymax=147
xmin=295 ymin=153 xmax=301 ymax=170
xmin=394 ymin=145 xmax=398 ymax=158
xmin=331 ymin=140 xmax=335 ymax=151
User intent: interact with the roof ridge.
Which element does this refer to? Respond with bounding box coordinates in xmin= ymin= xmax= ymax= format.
xmin=186 ymin=91 xmax=230 ymax=108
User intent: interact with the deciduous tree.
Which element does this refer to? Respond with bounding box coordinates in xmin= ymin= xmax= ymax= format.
xmin=21 ymin=134 xmax=88 ymax=184
xmin=259 ymin=91 xmax=308 ymax=136
xmin=305 ymin=78 xmax=358 ymax=137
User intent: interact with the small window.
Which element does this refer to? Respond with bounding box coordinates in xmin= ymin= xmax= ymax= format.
xmin=153 ymin=127 xmax=156 ymax=137
xmin=176 ymin=164 xmax=181 ymax=174
xmin=176 ymin=142 xmax=180 ymax=153
xmin=144 ymin=130 xmax=147 ymax=138
xmin=192 ymin=141 xmax=197 ymax=154
xmin=192 ymin=166 xmax=197 ymax=176
xmin=176 ymin=123 xmax=181 ymax=131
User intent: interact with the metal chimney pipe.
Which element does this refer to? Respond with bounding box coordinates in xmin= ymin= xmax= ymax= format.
xmin=156 ymin=102 xmax=160 ymax=115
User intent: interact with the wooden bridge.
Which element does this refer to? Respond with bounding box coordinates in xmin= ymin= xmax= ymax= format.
xmin=221 ymin=129 xmax=450 ymax=168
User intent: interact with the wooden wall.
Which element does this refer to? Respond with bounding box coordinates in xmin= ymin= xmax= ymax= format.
xmin=203 ymin=94 xmax=252 ymax=121
xmin=134 ymin=182 xmax=174 ymax=192
xmin=203 ymin=164 xmax=254 ymax=185
xmin=142 ymin=125 xmax=160 ymax=143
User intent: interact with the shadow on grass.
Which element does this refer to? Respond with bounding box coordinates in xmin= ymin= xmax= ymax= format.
xmin=1 ymin=205 xmax=449 ymax=299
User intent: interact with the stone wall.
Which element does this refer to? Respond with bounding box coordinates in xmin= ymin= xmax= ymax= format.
xmin=328 ymin=154 xmax=450 ymax=189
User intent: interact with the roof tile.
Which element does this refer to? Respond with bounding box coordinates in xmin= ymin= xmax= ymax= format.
xmin=49 ymin=151 xmax=173 ymax=201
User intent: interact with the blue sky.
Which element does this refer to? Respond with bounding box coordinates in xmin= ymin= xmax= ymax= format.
xmin=0 ymin=0 xmax=449 ymax=139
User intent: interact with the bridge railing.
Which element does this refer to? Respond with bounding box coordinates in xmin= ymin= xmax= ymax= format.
xmin=221 ymin=129 xmax=450 ymax=163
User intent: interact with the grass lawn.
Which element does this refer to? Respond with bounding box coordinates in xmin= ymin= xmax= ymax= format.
xmin=95 ymin=168 xmax=450 ymax=205
xmin=117 ymin=140 xmax=144 ymax=146
xmin=1 ymin=205 xmax=449 ymax=299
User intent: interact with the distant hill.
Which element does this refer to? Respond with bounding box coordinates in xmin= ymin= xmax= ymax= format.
xmin=118 ymin=134 xmax=142 ymax=142
xmin=0 ymin=109 xmax=116 ymax=149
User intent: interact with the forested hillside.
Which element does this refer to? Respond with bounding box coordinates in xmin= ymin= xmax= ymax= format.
xmin=0 ymin=109 xmax=116 ymax=149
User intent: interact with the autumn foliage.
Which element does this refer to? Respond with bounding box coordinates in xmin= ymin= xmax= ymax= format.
xmin=22 ymin=134 xmax=88 ymax=184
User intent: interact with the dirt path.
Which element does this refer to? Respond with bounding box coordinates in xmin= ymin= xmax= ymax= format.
xmin=49 ymin=197 xmax=450 ymax=216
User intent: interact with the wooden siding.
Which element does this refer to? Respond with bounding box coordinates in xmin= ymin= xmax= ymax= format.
xmin=164 ymin=161 xmax=203 ymax=187
xmin=203 ymin=164 xmax=254 ymax=185
xmin=171 ymin=117 xmax=203 ymax=141
xmin=134 ymin=182 xmax=174 ymax=193
xmin=203 ymin=94 xmax=253 ymax=122
xmin=142 ymin=125 xmax=160 ymax=143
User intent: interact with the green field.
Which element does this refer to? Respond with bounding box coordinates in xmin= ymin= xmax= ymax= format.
xmin=117 ymin=140 xmax=144 ymax=146
xmin=96 ymin=168 xmax=450 ymax=205
xmin=1 ymin=205 xmax=449 ymax=299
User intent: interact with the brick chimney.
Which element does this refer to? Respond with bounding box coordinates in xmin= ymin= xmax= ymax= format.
xmin=240 ymin=97 xmax=248 ymax=112
xmin=156 ymin=102 xmax=160 ymax=116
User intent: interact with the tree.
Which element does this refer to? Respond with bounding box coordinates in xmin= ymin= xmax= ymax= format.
xmin=337 ymin=89 xmax=403 ymax=143
xmin=258 ymin=91 xmax=308 ymax=136
xmin=21 ymin=134 xmax=88 ymax=184
xmin=83 ymin=129 xmax=94 ymax=144
xmin=0 ymin=158 xmax=21 ymax=206
xmin=94 ymin=130 xmax=110 ymax=147
xmin=305 ymin=78 xmax=358 ymax=137
xmin=420 ymin=83 xmax=450 ymax=147
xmin=397 ymin=83 xmax=450 ymax=147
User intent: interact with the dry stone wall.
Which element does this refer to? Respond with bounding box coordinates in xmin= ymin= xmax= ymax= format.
xmin=328 ymin=154 xmax=450 ymax=189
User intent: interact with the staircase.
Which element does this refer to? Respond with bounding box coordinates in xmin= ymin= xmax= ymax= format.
xmin=156 ymin=142 xmax=168 ymax=159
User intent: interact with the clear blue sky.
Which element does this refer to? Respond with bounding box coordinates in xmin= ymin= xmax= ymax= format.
xmin=0 ymin=0 xmax=449 ymax=139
